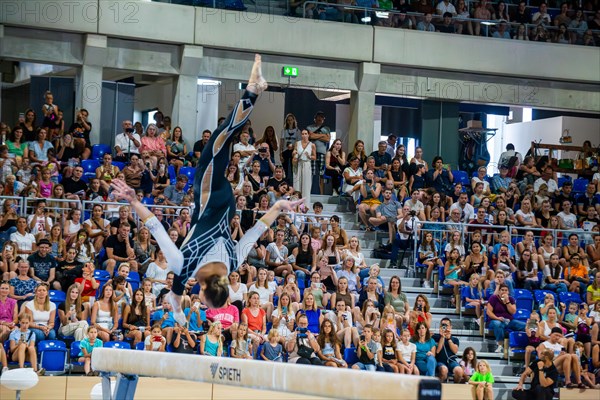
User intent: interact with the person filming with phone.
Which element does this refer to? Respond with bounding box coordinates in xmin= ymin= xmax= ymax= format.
xmin=427 ymin=156 xmax=454 ymax=196
xmin=432 ymin=318 xmax=463 ymax=383
xmin=114 ymin=120 xmax=142 ymax=162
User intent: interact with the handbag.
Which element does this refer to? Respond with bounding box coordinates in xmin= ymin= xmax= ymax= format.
xmin=297 ymin=337 xmax=314 ymax=359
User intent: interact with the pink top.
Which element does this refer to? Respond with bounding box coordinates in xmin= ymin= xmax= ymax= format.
xmin=206 ymin=305 xmax=239 ymax=330
xmin=141 ymin=137 xmax=166 ymax=156
xmin=39 ymin=180 xmax=53 ymax=198
xmin=0 ymin=297 xmax=17 ymax=323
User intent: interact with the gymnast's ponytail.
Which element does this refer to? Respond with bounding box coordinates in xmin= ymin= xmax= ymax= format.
xmin=204 ymin=275 xmax=229 ymax=309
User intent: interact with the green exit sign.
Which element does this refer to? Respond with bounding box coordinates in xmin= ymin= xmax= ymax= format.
xmin=282 ymin=66 xmax=299 ymax=77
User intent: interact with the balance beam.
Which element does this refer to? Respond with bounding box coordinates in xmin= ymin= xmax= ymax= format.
xmin=92 ymin=348 xmax=441 ymax=400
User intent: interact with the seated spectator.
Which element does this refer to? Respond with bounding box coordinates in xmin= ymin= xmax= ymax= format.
xmin=0 ymin=280 xmax=17 ymax=342
xmin=21 ymin=282 xmax=56 ymax=343
xmin=251 ymin=142 xmax=276 ymax=179
xmin=357 ymin=169 xmax=382 ymax=231
xmin=104 ymin=222 xmax=137 ymax=275
xmin=449 ymin=192 xmax=474 ymax=223
xmin=57 ymin=283 xmax=88 ymax=341
xmin=8 ymin=312 xmax=44 ymax=375
xmin=285 ymin=313 xmax=322 ymax=365
xmin=144 ymin=323 xmax=167 ymax=352
xmin=536 ymin=327 xmax=585 ymax=389
xmin=411 ymin=321 xmax=436 ymax=376
xmin=28 ymin=128 xmax=53 ymax=166
xmin=163 ymin=175 xmax=188 ymax=208
xmin=564 ymin=254 xmax=589 ymax=296
xmin=432 ymin=318 xmax=463 ymax=383
xmin=541 ymin=254 xmax=568 ymax=294
xmin=515 ymin=198 xmax=539 ymax=228
xmin=577 ymin=183 xmax=599 ymax=217
xmin=6 ymin=126 xmax=29 ymax=162
xmin=28 ymin=238 xmax=57 ymax=289
xmin=417 ymin=12 xmax=436 ymax=31
xmin=141 ymin=124 xmax=166 ymax=168
xmin=96 ymin=153 xmax=119 ymax=193
xmin=437 ymin=12 xmax=456 ymax=33
xmin=486 ymin=283 xmax=525 ymax=353
xmin=205 ymin=298 xmax=239 ymax=343
xmin=199 ymin=322 xmax=221 ymax=356
xmin=351 ymin=324 xmax=378 ymax=372
xmin=404 ymin=189 xmax=426 ymax=221
xmin=342 ymin=155 xmax=363 ymax=208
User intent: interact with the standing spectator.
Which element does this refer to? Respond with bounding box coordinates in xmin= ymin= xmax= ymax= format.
xmin=486 ymin=284 xmax=526 ymax=353
xmin=255 ymin=126 xmax=279 ymax=164
xmin=19 ymin=109 xmax=37 ymax=142
xmin=292 ymin=129 xmax=316 ymax=206
xmin=114 ymin=120 xmax=141 ymax=162
xmin=325 ymin=139 xmax=346 ymax=195
xmin=280 ymin=114 xmax=301 ymax=184
xmin=307 ymin=111 xmax=331 ymax=195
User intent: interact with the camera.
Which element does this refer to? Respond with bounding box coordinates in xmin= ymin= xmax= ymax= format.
xmin=146 ymin=162 xmax=151 ymax=169
xmin=417 ymin=305 xmax=423 ymax=312
xmin=441 ymin=324 xmax=448 ymax=331
xmin=297 ymin=327 xmax=308 ymax=339
xmin=359 ymin=334 xmax=365 ymax=342
xmin=365 ymin=179 xmax=372 ymax=184
xmin=125 ymin=127 xmax=134 ymax=134
xmin=408 ymin=210 xmax=417 ymax=217
xmin=258 ymin=148 xmax=267 ymax=153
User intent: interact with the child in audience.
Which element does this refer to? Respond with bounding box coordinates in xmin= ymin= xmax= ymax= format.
xmin=142 ymin=278 xmax=157 ymax=312
xmin=444 ymin=248 xmax=467 ymax=306
xmin=200 ymin=321 xmax=223 ymax=357
xmin=380 ymin=305 xmax=399 ymax=339
xmin=460 ymin=347 xmax=477 ymax=382
xmin=8 ymin=312 xmax=44 ymax=375
xmin=380 ymin=328 xmax=400 ymax=373
xmin=462 ymin=274 xmax=484 ymax=325
xmin=468 ymin=359 xmax=494 ymax=400
xmin=574 ymin=341 xmax=597 ymax=388
xmin=231 ymin=322 xmax=252 ymax=359
xmin=78 ymin=326 xmax=103 ymax=376
xmin=524 ymin=311 xmax=541 ymax=366
xmin=112 ymin=276 xmax=130 ymax=316
xmin=560 ymin=301 xmax=579 ymax=335
xmin=261 ymin=329 xmax=283 ymax=362
xmin=396 ymin=328 xmax=417 ymax=375
xmin=151 ymin=299 xmax=175 ymax=344
xmin=145 ymin=323 xmax=166 ymax=352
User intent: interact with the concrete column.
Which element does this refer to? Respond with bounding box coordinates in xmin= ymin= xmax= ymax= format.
xmin=76 ymin=34 xmax=106 ymax=146
xmin=171 ymin=45 xmax=203 ymax=144
xmin=348 ymin=62 xmax=380 ymax=154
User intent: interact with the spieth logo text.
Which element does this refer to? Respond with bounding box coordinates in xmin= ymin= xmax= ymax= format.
xmin=209 ymin=362 xmax=242 ymax=382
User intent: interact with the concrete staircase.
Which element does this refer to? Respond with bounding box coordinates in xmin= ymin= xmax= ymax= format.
xmin=312 ymin=194 xmax=521 ymax=399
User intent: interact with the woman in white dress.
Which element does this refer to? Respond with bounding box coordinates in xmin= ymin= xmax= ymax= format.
xmin=292 ymin=129 xmax=315 ymax=208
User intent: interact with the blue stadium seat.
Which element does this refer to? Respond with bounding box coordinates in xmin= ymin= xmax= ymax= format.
xmin=168 ymin=165 xmax=177 ymax=185
xmin=179 ymin=166 xmax=196 ymax=191
xmin=136 ymin=342 xmax=145 ymax=351
xmin=49 ymin=290 xmax=66 ymax=305
xmin=508 ymin=331 xmax=530 ymax=363
xmin=513 ymin=309 xmax=530 ymax=322
xmin=141 ymin=196 xmax=154 ymax=206
xmin=557 ymin=176 xmax=571 ymax=188
xmin=452 ymin=170 xmax=470 ymax=186
xmin=69 ymin=341 xmax=85 ymax=369
xmin=39 ymin=340 xmax=69 ymax=375
xmin=127 ymin=271 xmax=141 ymax=291
xmin=558 ymin=291 xmax=581 ymax=305
xmin=533 ymin=290 xmax=556 ymax=306
xmin=572 ymin=178 xmax=588 ymax=194
xmin=513 ymin=289 xmax=533 ymax=300
xmin=112 ymin=161 xmax=126 ymax=171
xmin=92 ymin=144 xmax=112 ymax=161
xmin=81 ymin=159 xmax=100 ymax=182
xmin=343 ymin=348 xmax=359 ymax=365
xmin=103 ymin=341 xmax=131 ymax=350
xmin=516 ymin=297 xmax=533 ymax=311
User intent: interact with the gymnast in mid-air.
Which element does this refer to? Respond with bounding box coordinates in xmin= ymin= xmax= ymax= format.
xmin=111 ymin=54 xmax=303 ymax=324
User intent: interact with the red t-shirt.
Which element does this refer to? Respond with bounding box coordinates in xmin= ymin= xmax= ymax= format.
xmin=242 ymin=307 xmax=266 ymax=332
xmin=75 ymin=277 xmax=96 ymax=300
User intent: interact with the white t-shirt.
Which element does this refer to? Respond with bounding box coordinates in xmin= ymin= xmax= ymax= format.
xmin=325 ymin=309 xmax=353 ymax=328
xmin=248 ymin=284 xmax=273 ymax=305
xmin=24 ymin=301 xmax=56 ymax=326
xmin=233 ymin=142 xmax=255 ymax=169
xmin=449 ymin=202 xmax=475 ymax=223
xmin=515 ymin=209 xmax=535 ymax=226
xmin=144 ymin=334 xmax=165 ymax=351
xmin=83 ymin=218 xmax=110 ymax=236
xmin=540 ymin=340 xmax=563 ymax=358
xmin=26 ymin=215 xmax=53 ymax=236
xmin=145 ymin=262 xmax=169 ymax=297
xmin=396 ymin=341 xmax=416 ymax=363
xmin=10 ymin=231 xmax=37 ymax=254
xmin=271 ymin=308 xmax=294 ymax=339
xmin=557 ymin=212 xmax=577 ymax=230
xmin=228 ymin=283 xmax=248 ymax=303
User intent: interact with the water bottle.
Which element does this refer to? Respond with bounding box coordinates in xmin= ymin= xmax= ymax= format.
xmin=70 ymin=304 xmax=76 ymax=322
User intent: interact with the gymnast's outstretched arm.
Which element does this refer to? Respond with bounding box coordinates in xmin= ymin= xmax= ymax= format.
xmin=110 ymin=179 xmax=184 ymax=274
xmin=234 ymin=198 xmax=305 ymax=269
